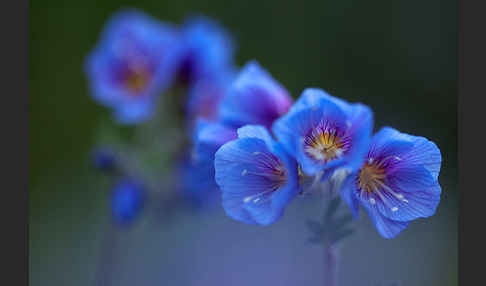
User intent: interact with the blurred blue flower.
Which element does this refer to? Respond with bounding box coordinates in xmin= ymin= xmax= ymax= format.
xmin=339 ymin=127 xmax=442 ymax=238
xmin=92 ymin=147 xmax=117 ymax=171
xmin=177 ymin=120 xmax=238 ymax=206
xmin=85 ymin=9 xmax=180 ymax=124
xmin=186 ymin=73 xmax=234 ymax=124
xmin=219 ymin=61 xmax=293 ymax=130
xmin=111 ymin=178 xmax=146 ymax=225
xmin=192 ymin=119 xmax=238 ymax=163
xmin=214 ymin=125 xmax=300 ymax=225
xmin=176 ymin=154 xmax=221 ymax=209
xmin=272 ymin=88 xmax=373 ymax=180
xmin=175 ymin=16 xmax=235 ymax=86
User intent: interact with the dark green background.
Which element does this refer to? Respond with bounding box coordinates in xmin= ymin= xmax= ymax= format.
xmin=30 ymin=1 xmax=457 ymax=285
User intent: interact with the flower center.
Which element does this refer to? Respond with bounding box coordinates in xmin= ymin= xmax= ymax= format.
xmin=125 ymin=66 xmax=152 ymax=93
xmin=358 ymin=160 xmax=386 ymax=193
xmin=304 ymin=129 xmax=345 ymax=162
xmin=357 ymin=157 xmax=408 ymax=210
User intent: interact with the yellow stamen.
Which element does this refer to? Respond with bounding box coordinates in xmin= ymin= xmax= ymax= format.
xmin=305 ymin=131 xmax=344 ymax=162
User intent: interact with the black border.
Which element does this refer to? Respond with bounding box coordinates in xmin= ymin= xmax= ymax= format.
xmin=5 ymin=0 xmax=29 ymax=284
xmin=459 ymin=0 xmax=485 ymax=284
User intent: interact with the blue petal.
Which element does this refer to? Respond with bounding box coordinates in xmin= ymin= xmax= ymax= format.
xmin=192 ymin=120 xmax=237 ymax=164
xmin=214 ymin=136 xmax=299 ymax=225
xmin=177 ymin=155 xmax=220 ymax=208
xmin=186 ymin=73 xmax=234 ymax=123
xmin=219 ymin=60 xmax=293 ymax=129
xmin=339 ymin=103 xmax=374 ymax=172
xmin=237 ymin=125 xmax=275 ymax=148
xmin=291 ymin=88 xmax=354 ymax=114
xmin=374 ymin=182 xmax=441 ymax=222
xmin=387 ymin=164 xmax=436 ymax=191
xmin=337 ymin=172 xmax=360 ymax=219
xmin=362 ymin=202 xmax=410 ymax=239
xmin=371 ymin=164 xmax=441 ymax=221
xmin=177 ymin=16 xmax=235 ymax=84
xmin=398 ymin=133 xmax=442 ymax=180
xmin=368 ymin=127 xmax=415 ymax=159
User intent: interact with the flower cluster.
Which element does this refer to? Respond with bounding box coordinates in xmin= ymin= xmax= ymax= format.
xmin=85 ymin=9 xmax=235 ymax=124
xmin=213 ymin=87 xmax=442 ymax=238
xmin=86 ymin=10 xmax=442 ymax=239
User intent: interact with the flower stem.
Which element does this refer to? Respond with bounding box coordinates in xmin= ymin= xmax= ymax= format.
xmin=323 ymin=242 xmax=337 ymax=286
xmin=94 ymin=223 xmax=119 ymax=286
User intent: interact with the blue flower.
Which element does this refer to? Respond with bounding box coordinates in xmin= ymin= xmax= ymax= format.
xmin=214 ymin=125 xmax=300 ymax=225
xmin=111 ymin=177 xmax=146 ymax=225
xmin=85 ymin=10 xmax=180 ymax=124
xmin=219 ymin=61 xmax=293 ymax=130
xmin=186 ymin=73 xmax=234 ymax=124
xmin=272 ymin=88 xmax=373 ymax=180
xmin=176 ymin=16 xmax=235 ymax=86
xmin=339 ymin=127 xmax=442 ymax=238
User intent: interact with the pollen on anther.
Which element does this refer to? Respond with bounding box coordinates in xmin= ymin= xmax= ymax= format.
xmin=370 ymin=198 xmax=376 ymax=204
xmin=391 ymin=207 xmax=398 ymax=212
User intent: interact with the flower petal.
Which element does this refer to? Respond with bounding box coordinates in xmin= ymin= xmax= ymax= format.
xmin=373 ymin=182 xmax=441 ymax=222
xmin=368 ymin=127 xmax=415 ymax=160
xmin=214 ymin=137 xmax=298 ymax=225
xmin=219 ymin=61 xmax=292 ymax=129
xmin=237 ymin=125 xmax=275 ymax=147
xmin=338 ymin=173 xmax=360 ymax=219
xmin=192 ymin=120 xmax=237 ymax=164
xmin=362 ymin=202 xmax=410 ymax=239
xmin=402 ymin=135 xmax=442 ymax=180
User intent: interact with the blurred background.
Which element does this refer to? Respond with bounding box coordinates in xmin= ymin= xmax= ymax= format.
xmin=30 ymin=0 xmax=457 ymax=285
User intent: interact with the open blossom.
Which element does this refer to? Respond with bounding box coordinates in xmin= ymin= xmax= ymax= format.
xmin=339 ymin=127 xmax=442 ymax=238
xmin=85 ymin=10 xmax=180 ymax=124
xmin=219 ymin=61 xmax=293 ymax=130
xmin=175 ymin=16 xmax=235 ymax=86
xmin=272 ymin=88 xmax=373 ymax=181
xmin=214 ymin=125 xmax=299 ymax=225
